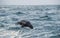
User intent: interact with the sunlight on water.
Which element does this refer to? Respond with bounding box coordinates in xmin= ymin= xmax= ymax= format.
xmin=0 ymin=30 xmax=22 ymax=38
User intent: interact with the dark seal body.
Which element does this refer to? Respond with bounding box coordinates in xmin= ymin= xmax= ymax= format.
xmin=17 ymin=20 xmax=33 ymax=29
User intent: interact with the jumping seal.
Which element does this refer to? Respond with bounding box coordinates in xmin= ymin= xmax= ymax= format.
xmin=17 ymin=20 xmax=33 ymax=29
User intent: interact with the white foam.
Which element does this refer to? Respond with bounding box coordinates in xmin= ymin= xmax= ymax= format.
xmin=0 ymin=30 xmax=21 ymax=38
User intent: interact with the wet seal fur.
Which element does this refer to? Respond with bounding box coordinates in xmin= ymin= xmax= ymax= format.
xmin=17 ymin=20 xmax=33 ymax=29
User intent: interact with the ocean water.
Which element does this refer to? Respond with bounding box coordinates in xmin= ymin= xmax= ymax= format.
xmin=0 ymin=5 xmax=60 ymax=38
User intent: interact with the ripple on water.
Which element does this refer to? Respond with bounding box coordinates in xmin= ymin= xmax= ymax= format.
xmin=11 ymin=18 xmax=18 ymax=21
xmin=0 ymin=25 xmax=4 ymax=28
xmin=50 ymin=35 xmax=60 ymax=38
xmin=14 ymin=11 xmax=25 ymax=15
xmin=7 ymin=27 xmax=20 ymax=31
xmin=0 ymin=13 xmax=8 ymax=17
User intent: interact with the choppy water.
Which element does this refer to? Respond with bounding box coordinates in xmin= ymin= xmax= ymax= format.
xmin=0 ymin=5 xmax=60 ymax=38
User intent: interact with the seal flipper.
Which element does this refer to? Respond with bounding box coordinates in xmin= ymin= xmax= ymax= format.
xmin=21 ymin=25 xmax=24 ymax=28
xmin=29 ymin=25 xmax=33 ymax=29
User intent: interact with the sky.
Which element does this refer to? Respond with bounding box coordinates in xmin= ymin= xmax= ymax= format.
xmin=0 ymin=0 xmax=60 ymax=5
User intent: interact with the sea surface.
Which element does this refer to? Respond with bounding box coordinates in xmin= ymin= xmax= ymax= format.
xmin=0 ymin=5 xmax=60 ymax=38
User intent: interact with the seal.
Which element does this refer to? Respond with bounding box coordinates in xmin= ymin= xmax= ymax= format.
xmin=17 ymin=20 xmax=33 ymax=29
